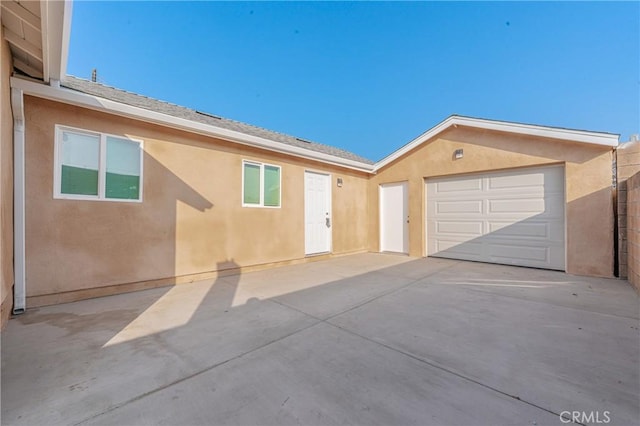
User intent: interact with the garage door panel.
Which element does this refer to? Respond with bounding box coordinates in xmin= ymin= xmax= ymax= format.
xmin=488 ymin=198 xmax=546 ymax=214
xmin=487 ymin=221 xmax=549 ymax=239
xmin=434 ymin=239 xmax=483 ymax=257
xmin=488 ymin=173 xmax=546 ymax=190
xmin=436 ymin=221 xmax=483 ymax=236
xmin=426 ymin=165 xmax=565 ymax=270
xmin=435 ymin=178 xmax=482 ymax=193
xmin=489 ymin=244 xmax=550 ymax=263
xmin=486 ymin=196 xmax=564 ymax=218
xmin=435 ymin=200 xmax=483 ymax=214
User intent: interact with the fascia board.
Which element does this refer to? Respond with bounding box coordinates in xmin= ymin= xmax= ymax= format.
xmin=453 ymin=116 xmax=619 ymax=147
xmin=57 ymin=1 xmax=73 ymax=81
xmin=40 ymin=0 xmax=73 ymax=83
xmin=11 ymin=77 xmax=375 ymax=173
xmin=374 ymin=116 xmax=620 ymax=171
xmin=39 ymin=1 xmax=49 ymax=82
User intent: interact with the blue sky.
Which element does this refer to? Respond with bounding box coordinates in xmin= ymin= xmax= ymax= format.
xmin=67 ymin=1 xmax=639 ymax=162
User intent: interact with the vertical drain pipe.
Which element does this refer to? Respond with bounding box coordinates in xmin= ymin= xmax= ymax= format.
xmin=11 ymin=87 xmax=25 ymax=314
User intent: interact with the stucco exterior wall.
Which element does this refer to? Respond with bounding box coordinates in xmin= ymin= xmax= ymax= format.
xmin=615 ymin=140 xmax=640 ymax=278
xmin=24 ymin=96 xmax=369 ymax=306
xmin=20 ymin=93 xmax=619 ymax=307
xmin=625 ymin=171 xmax=640 ymax=292
xmin=368 ymin=126 xmax=615 ymax=278
xmin=1 ymin=32 xmax=14 ymax=329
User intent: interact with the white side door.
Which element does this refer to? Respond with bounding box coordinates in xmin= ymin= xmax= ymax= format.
xmin=305 ymin=171 xmax=332 ymax=255
xmin=380 ymin=181 xmax=409 ymax=254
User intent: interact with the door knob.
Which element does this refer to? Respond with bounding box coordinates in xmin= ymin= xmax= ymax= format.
xmin=326 ymin=217 xmax=331 ymax=228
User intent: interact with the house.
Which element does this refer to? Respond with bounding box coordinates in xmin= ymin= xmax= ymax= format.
xmin=0 ymin=1 xmax=626 ymax=330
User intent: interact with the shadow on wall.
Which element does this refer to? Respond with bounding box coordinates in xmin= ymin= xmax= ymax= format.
xmin=135 ymin=151 xmax=215 ymax=282
xmin=26 ymin=151 xmax=214 ymax=303
xmin=18 ymin=149 xmax=220 ymax=337
xmin=564 ymin=186 xmax=615 ymax=277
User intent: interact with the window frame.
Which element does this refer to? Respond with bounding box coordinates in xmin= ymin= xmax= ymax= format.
xmin=53 ymin=125 xmax=144 ymax=203
xmin=241 ymin=160 xmax=282 ymax=209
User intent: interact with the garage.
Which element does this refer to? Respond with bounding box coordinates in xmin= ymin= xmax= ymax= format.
xmin=425 ymin=165 xmax=565 ymax=270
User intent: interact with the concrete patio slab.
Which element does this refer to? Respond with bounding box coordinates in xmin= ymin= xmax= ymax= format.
xmin=330 ymin=262 xmax=640 ymax=425
xmin=81 ymin=322 xmax=559 ymax=426
xmin=1 ymin=253 xmax=638 ymax=426
xmin=416 ymin=260 xmax=640 ymax=318
xmin=271 ymin=258 xmax=456 ymax=320
xmin=217 ymin=253 xmax=416 ymax=309
xmin=1 ymin=279 xmax=318 ymax=425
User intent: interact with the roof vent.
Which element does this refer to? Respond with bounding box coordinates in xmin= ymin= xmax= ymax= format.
xmin=295 ymin=137 xmax=313 ymax=144
xmin=195 ymin=110 xmax=222 ymax=120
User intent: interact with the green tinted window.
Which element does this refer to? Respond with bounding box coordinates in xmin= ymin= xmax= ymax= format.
xmin=106 ymin=136 xmax=141 ymax=199
xmin=263 ymin=165 xmax=280 ymax=207
xmin=60 ymin=131 xmax=100 ymax=196
xmin=243 ymin=163 xmax=261 ymax=204
xmin=57 ymin=128 xmax=143 ymax=202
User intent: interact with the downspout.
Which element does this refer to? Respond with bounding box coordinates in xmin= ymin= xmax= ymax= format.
xmin=11 ymin=87 xmax=25 ymax=314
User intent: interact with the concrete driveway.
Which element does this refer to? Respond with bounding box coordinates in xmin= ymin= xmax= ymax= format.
xmin=1 ymin=254 xmax=638 ymax=426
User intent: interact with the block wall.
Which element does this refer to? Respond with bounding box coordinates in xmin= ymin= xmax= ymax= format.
xmin=625 ymin=171 xmax=640 ymax=292
xmin=616 ymin=140 xmax=640 ymax=279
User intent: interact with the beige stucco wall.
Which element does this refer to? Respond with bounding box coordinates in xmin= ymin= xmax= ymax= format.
xmin=368 ymin=126 xmax=615 ymax=278
xmin=1 ymin=32 xmax=14 ymax=328
xmin=624 ymin=171 xmax=640 ymax=292
xmin=615 ymin=140 xmax=640 ymax=278
xmin=21 ymin=93 xmax=618 ymax=306
xmin=24 ymin=96 xmax=369 ymax=305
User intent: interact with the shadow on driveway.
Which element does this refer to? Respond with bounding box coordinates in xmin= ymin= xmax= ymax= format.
xmin=2 ymin=254 xmax=638 ymax=426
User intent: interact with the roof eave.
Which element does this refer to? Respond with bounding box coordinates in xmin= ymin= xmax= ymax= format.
xmin=10 ymin=76 xmax=375 ymax=173
xmin=373 ymin=115 xmax=620 ymax=172
xmin=40 ymin=0 xmax=73 ymax=83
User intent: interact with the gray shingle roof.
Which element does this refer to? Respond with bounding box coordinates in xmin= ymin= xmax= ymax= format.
xmin=62 ymin=76 xmax=374 ymax=165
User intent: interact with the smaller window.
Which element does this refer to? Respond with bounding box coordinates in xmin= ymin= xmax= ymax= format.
xmin=55 ymin=126 xmax=143 ymax=202
xmin=242 ymin=160 xmax=281 ymax=208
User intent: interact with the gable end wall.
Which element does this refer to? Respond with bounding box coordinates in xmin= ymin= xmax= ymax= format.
xmin=368 ymin=126 xmax=614 ymax=278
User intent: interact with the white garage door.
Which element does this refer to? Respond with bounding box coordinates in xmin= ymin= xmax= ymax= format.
xmin=426 ymin=165 xmax=565 ymax=270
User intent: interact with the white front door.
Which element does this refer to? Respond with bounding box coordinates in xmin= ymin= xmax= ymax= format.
xmin=380 ymin=182 xmax=409 ymax=254
xmin=425 ymin=165 xmax=565 ymax=270
xmin=305 ymin=171 xmax=332 ymax=255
